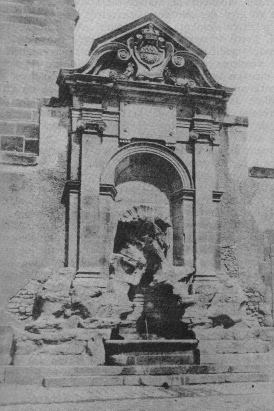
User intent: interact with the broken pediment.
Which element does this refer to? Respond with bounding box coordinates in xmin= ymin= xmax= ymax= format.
xmin=60 ymin=13 xmax=233 ymax=96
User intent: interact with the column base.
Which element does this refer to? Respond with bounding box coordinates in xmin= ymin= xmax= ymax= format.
xmin=75 ymin=267 xmax=101 ymax=279
xmin=73 ymin=268 xmax=107 ymax=290
xmin=193 ymin=273 xmax=219 ymax=289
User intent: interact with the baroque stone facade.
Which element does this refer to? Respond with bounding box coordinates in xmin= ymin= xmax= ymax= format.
xmin=1 ymin=12 xmax=274 ymax=367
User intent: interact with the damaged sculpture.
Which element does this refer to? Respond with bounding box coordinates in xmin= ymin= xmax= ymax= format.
xmin=108 ymin=205 xmax=196 ymax=341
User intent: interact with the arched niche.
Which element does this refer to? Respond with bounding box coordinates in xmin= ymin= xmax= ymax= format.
xmin=99 ymin=142 xmax=194 ymax=278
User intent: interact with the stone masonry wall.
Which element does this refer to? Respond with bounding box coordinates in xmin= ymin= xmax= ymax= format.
xmin=0 ymin=0 xmax=77 ymax=157
xmin=216 ymin=124 xmax=274 ymax=328
xmin=0 ymin=0 xmax=77 ymax=327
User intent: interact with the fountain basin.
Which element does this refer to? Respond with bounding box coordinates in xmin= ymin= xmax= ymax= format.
xmin=104 ymin=339 xmax=200 ymax=366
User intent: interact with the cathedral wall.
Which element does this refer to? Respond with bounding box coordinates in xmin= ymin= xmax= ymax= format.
xmin=216 ymin=123 xmax=274 ymax=328
xmin=0 ymin=0 xmax=77 ymax=326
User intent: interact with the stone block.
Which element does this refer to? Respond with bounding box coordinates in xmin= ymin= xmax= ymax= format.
xmin=4 ymin=366 xmax=43 ymax=385
xmin=0 ymin=121 xmax=16 ymax=134
xmin=223 ymin=372 xmax=269 ymax=383
xmin=216 ymin=340 xmax=239 ymax=354
xmin=184 ymin=373 xmax=226 ymax=384
xmin=23 ymin=5 xmax=55 ymax=17
xmin=25 ymin=139 xmax=39 ymax=154
xmin=15 ymin=339 xmax=40 ymax=356
xmin=54 ymin=4 xmax=79 ymax=21
xmin=137 ymin=353 xmax=196 ymax=366
xmin=16 ymin=123 xmax=39 ymax=139
xmin=200 ymin=353 xmax=270 ymax=365
xmin=10 ymin=99 xmax=38 ymax=109
xmin=38 ymin=340 xmax=86 ymax=356
xmin=0 ymin=3 xmax=23 ymax=14
xmin=43 ymin=375 xmax=125 ymax=388
xmin=0 ymin=326 xmax=14 ymax=365
xmin=14 ymin=354 xmax=93 ymax=366
xmin=1 ymin=135 xmax=23 ymax=152
xmin=124 ymin=375 xmax=182 ymax=386
xmin=2 ymin=14 xmax=49 ymax=27
xmin=0 ymin=107 xmax=32 ymax=121
xmin=198 ymin=341 xmax=217 ymax=354
xmin=87 ymin=338 xmax=106 ymax=365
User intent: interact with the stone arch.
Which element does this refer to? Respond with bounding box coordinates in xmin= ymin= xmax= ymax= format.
xmin=100 ymin=142 xmax=193 ymax=191
xmin=99 ymin=142 xmax=194 ymax=276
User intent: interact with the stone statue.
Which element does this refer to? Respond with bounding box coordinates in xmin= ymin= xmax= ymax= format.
xmin=109 ymin=205 xmax=196 ymax=334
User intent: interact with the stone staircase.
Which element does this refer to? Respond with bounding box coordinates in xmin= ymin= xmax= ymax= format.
xmin=0 ymin=363 xmax=269 ymax=388
xmin=0 ymin=338 xmax=270 ymax=388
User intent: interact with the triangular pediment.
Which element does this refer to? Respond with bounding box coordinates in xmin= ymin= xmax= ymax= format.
xmin=89 ymin=13 xmax=206 ymax=59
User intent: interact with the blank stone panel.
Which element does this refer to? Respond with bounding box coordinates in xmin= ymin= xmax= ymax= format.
xmin=120 ymin=102 xmax=176 ymax=144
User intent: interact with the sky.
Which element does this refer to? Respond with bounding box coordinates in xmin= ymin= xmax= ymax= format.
xmin=74 ymin=0 xmax=274 ymax=167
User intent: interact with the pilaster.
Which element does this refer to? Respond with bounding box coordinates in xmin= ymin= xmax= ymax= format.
xmin=191 ymin=115 xmax=222 ymax=285
xmin=171 ymin=188 xmax=195 ymax=267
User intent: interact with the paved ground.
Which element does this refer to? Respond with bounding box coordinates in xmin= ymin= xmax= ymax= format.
xmin=0 ymin=381 xmax=274 ymax=411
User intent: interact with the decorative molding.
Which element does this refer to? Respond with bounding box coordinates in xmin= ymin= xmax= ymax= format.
xmin=99 ymin=183 xmax=117 ymax=200
xmin=223 ymin=115 xmax=249 ymax=127
xmin=76 ymin=119 xmax=87 ymax=132
xmin=166 ymin=141 xmax=176 ymax=150
xmin=89 ymin=14 xmax=206 ymax=59
xmin=188 ymin=131 xmax=199 ymax=142
xmin=176 ymin=118 xmax=191 ymax=129
xmin=76 ymin=119 xmax=106 ymax=135
xmin=58 ymin=15 xmax=234 ymax=101
xmin=75 ymin=267 xmax=101 ymax=279
xmin=171 ymin=188 xmax=195 ymax=201
xmin=212 ymin=190 xmax=224 ymax=203
xmin=190 ymin=116 xmax=220 ymax=145
xmin=73 ymin=107 xmax=108 ymax=136
xmin=101 ymin=142 xmax=193 ymax=190
xmin=61 ymin=180 xmax=80 ymax=204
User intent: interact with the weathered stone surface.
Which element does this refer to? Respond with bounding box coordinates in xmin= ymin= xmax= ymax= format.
xmin=43 ymin=375 xmax=125 ymax=388
xmin=87 ymin=336 xmax=108 ymax=365
xmin=0 ymin=326 xmax=14 ymax=365
xmin=41 ymin=371 xmax=269 ymax=387
xmin=0 ymin=0 xmax=76 ymax=329
xmin=200 ymin=352 xmax=271 ymax=365
xmin=14 ymin=354 xmax=93 ymax=366
xmin=2 ymin=12 xmax=274 ymax=370
xmin=4 ymin=366 xmax=44 ymax=385
xmin=35 ymin=268 xmax=75 ymax=317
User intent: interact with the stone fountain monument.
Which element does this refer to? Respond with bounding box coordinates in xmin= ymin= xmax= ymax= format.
xmin=6 ymin=15 xmax=271 ymax=372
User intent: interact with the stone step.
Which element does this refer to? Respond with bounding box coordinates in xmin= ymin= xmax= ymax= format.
xmin=42 ymin=372 xmax=269 ymax=388
xmin=1 ymin=363 xmax=267 ymax=385
xmin=201 ymin=353 xmax=272 ymax=365
xmin=108 ymin=353 xmax=198 ymax=366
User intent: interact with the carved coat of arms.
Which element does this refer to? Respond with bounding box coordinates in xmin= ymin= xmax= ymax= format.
xmin=127 ymin=24 xmax=174 ymax=81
